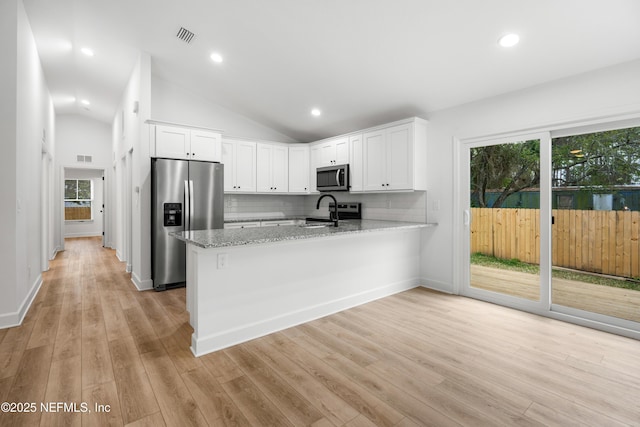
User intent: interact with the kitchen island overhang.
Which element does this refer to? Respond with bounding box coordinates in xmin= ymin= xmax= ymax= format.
xmin=173 ymin=220 xmax=433 ymax=357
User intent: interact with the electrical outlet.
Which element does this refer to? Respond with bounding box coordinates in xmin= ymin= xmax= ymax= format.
xmin=432 ymin=200 xmax=440 ymax=211
xmin=217 ymin=253 xmax=228 ymax=269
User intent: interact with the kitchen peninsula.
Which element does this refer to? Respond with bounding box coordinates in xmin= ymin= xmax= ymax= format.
xmin=173 ymin=220 xmax=432 ymax=356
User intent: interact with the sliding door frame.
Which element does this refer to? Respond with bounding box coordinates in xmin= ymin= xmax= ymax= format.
xmin=454 ymin=112 xmax=640 ymax=341
xmin=458 ymin=131 xmax=552 ymax=315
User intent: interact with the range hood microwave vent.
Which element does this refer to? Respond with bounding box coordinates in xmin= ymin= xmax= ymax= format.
xmin=176 ymin=27 xmax=196 ymax=44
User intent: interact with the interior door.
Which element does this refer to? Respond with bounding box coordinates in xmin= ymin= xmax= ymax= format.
xmin=462 ymin=132 xmax=551 ymax=312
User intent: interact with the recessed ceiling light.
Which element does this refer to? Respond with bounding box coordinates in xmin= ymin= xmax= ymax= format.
xmin=80 ymin=47 xmax=94 ymax=57
xmin=210 ymin=52 xmax=223 ymax=63
xmin=80 ymin=99 xmax=90 ymax=106
xmin=311 ymin=108 xmax=321 ymax=117
xmin=498 ymin=33 xmax=520 ymax=48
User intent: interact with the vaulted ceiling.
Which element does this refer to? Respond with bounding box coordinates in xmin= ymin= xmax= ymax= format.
xmin=23 ymin=0 xmax=640 ymax=141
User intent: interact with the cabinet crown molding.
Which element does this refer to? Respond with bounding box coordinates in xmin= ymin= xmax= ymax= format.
xmin=145 ymin=119 xmax=224 ymax=134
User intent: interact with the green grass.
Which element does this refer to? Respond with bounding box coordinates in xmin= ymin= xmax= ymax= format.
xmin=471 ymin=252 xmax=640 ymax=292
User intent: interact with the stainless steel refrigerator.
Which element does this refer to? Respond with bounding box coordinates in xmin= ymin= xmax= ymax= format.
xmin=151 ymin=158 xmax=224 ymax=290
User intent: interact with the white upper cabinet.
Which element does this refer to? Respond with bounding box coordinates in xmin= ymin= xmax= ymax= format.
xmin=154 ymin=125 xmax=190 ymax=159
xmin=309 ymin=145 xmax=322 ymax=194
xmin=348 ymin=133 xmax=363 ymax=192
xmin=256 ymin=142 xmax=288 ymax=193
xmin=288 ymin=145 xmax=310 ymax=193
xmin=362 ymin=118 xmax=427 ymax=192
xmin=153 ymin=124 xmax=221 ymax=162
xmin=362 ymin=129 xmax=386 ymax=191
xmin=222 ymin=139 xmax=256 ymax=193
xmin=316 ymin=137 xmax=349 ymax=167
xmin=190 ymin=130 xmax=222 ymax=162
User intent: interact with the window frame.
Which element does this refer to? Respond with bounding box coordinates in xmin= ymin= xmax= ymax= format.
xmin=64 ymin=178 xmax=93 ymax=221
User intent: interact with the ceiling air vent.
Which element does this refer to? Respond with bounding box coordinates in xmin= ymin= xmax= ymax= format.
xmin=76 ymin=155 xmax=93 ymax=163
xmin=176 ymin=27 xmax=195 ymax=44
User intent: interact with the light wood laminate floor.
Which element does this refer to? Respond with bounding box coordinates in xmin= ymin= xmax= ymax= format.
xmin=1 ymin=237 xmax=639 ymax=426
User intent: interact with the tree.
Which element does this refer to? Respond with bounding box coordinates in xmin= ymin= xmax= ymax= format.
xmin=552 ymin=127 xmax=640 ymax=188
xmin=470 ymin=140 xmax=540 ymax=208
xmin=470 ymin=127 xmax=640 ymax=208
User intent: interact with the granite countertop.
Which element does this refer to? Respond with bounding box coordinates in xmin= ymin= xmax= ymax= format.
xmin=172 ymin=219 xmax=435 ymax=249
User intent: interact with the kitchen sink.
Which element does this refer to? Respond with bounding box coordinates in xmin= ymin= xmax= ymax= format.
xmin=298 ymin=223 xmax=330 ymax=229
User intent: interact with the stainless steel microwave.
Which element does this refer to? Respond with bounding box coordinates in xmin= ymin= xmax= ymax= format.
xmin=317 ymin=164 xmax=349 ymax=192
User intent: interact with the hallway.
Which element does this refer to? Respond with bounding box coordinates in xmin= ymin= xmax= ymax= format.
xmin=0 ymin=237 xmax=192 ymax=426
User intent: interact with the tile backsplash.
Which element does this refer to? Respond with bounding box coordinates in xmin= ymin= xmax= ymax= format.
xmin=307 ymin=192 xmax=427 ymax=223
xmin=224 ymin=194 xmax=306 ymax=220
xmin=224 ymin=192 xmax=427 ymax=223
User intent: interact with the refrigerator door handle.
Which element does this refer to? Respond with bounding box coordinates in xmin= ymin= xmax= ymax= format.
xmin=189 ymin=180 xmax=195 ymax=231
xmin=184 ymin=180 xmax=190 ymax=231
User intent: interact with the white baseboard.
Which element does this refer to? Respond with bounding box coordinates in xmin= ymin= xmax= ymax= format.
xmin=64 ymin=232 xmax=102 ymax=238
xmin=420 ymin=277 xmax=455 ymax=294
xmin=0 ymin=274 xmax=43 ymax=329
xmin=50 ymin=246 xmax=62 ymax=260
xmin=191 ymin=278 xmax=419 ymax=357
xmin=116 ymin=251 xmax=124 ymax=262
xmin=131 ymin=272 xmax=153 ymax=291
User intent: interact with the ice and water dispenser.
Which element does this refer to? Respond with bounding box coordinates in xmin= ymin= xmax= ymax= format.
xmin=163 ymin=203 xmax=182 ymax=227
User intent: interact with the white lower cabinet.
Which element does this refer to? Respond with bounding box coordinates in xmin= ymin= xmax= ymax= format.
xmin=225 ymin=219 xmax=300 ymax=229
xmin=224 ymin=221 xmax=261 ymax=229
xmin=260 ymin=220 xmax=297 ymax=227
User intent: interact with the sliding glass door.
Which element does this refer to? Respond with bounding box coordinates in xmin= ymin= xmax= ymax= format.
xmin=463 ymin=133 xmax=551 ymax=312
xmin=461 ymin=124 xmax=640 ymax=337
xmin=551 ymin=126 xmax=640 ymax=325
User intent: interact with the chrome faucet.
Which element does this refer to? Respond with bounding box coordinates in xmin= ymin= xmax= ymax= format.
xmin=316 ymin=194 xmax=339 ymax=227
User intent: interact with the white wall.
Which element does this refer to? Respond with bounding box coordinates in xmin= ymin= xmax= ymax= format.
xmin=56 ymin=115 xmax=111 ymax=165
xmin=56 ymin=115 xmax=111 ymax=242
xmin=114 ymin=65 xmax=303 ymax=291
xmin=0 ymin=0 xmax=55 ymax=327
xmin=151 ymin=75 xmax=297 ymax=142
xmin=112 ymin=53 xmax=153 ymax=288
xmin=421 ymin=59 xmax=640 ymax=294
xmin=0 ymin=0 xmax=19 ymax=321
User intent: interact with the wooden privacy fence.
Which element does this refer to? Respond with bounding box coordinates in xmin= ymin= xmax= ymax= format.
xmin=470 ymin=208 xmax=640 ymax=279
xmin=65 ymin=207 xmax=91 ymax=220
